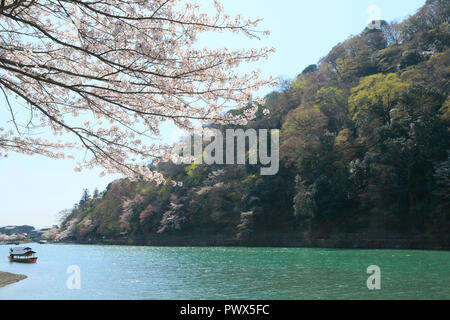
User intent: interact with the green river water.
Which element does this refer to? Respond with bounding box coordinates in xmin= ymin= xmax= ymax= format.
xmin=0 ymin=243 xmax=448 ymax=299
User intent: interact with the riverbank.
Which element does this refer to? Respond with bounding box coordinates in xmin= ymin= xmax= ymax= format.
xmin=63 ymin=232 xmax=450 ymax=251
xmin=0 ymin=271 xmax=27 ymax=288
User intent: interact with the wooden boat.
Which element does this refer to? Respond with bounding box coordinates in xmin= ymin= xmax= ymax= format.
xmin=8 ymin=247 xmax=38 ymax=263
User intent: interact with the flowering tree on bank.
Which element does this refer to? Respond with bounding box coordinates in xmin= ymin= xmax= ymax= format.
xmin=0 ymin=0 xmax=275 ymax=182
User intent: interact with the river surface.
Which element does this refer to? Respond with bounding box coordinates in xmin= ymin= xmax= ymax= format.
xmin=0 ymin=243 xmax=448 ymax=299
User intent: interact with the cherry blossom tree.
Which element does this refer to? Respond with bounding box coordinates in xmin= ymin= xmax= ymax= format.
xmin=0 ymin=0 xmax=275 ymax=182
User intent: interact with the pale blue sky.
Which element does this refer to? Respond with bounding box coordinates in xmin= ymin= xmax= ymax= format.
xmin=0 ymin=0 xmax=425 ymax=228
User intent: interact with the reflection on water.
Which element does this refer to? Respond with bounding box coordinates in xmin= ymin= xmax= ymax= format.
xmin=0 ymin=243 xmax=448 ymax=299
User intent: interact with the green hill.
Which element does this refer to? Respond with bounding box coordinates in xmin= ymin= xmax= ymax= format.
xmin=56 ymin=0 xmax=450 ymax=249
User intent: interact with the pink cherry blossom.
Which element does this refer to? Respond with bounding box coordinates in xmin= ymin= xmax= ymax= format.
xmin=0 ymin=0 xmax=276 ymax=181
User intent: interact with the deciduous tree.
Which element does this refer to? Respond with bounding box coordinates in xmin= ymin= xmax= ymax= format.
xmin=0 ymin=0 xmax=275 ymax=181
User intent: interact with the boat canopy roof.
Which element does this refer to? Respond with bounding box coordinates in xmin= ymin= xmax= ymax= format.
xmin=10 ymin=248 xmax=35 ymax=256
xmin=10 ymin=247 xmax=32 ymax=252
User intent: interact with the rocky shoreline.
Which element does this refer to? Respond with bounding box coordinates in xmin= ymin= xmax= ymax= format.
xmin=0 ymin=271 xmax=27 ymax=288
xmin=64 ymin=232 xmax=450 ymax=251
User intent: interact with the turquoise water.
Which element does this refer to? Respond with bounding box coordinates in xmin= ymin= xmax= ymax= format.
xmin=0 ymin=243 xmax=448 ymax=299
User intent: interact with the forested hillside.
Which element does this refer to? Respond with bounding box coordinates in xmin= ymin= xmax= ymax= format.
xmin=56 ymin=0 xmax=449 ymax=248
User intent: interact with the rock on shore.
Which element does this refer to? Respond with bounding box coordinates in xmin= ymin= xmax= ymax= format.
xmin=0 ymin=271 xmax=27 ymax=288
